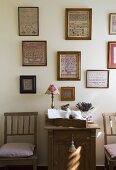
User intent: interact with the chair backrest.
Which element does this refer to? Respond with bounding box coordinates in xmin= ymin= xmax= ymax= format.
xmin=4 ymin=112 xmax=38 ymax=147
xmin=102 ymin=112 xmax=116 ymax=145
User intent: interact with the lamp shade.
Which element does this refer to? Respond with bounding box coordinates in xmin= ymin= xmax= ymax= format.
xmin=45 ymin=84 xmax=60 ymax=95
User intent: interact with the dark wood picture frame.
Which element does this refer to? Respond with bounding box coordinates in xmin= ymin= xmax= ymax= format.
xmin=86 ymin=70 xmax=109 ymax=88
xmin=109 ymin=13 xmax=116 ymax=35
xmin=65 ymin=8 xmax=92 ymax=40
xmin=57 ymin=51 xmax=81 ymax=81
xmin=20 ymin=75 xmax=36 ymax=93
xmin=108 ymin=41 xmax=116 ymax=68
xmin=22 ymin=41 xmax=47 ymax=66
xmin=61 ymin=87 xmax=75 ymax=101
xmin=18 ymin=7 xmax=39 ymax=36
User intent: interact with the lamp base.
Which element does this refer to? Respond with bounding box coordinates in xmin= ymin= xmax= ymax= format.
xmin=51 ymin=93 xmax=54 ymax=109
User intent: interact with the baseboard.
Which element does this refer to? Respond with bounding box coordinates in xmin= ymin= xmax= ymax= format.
xmin=38 ymin=166 xmax=48 ymax=170
xmin=0 ymin=166 xmax=48 ymax=170
xmin=96 ymin=166 xmax=104 ymax=170
xmin=0 ymin=165 xmax=116 ymax=170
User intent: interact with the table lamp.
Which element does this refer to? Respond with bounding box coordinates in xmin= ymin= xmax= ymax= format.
xmin=45 ymin=84 xmax=60 ymax=109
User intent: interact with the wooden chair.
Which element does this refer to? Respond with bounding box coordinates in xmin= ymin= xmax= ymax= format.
xmin=102 ymin=113 xmax=116 ymax=170
xmin=0 ymin=112 xmax=38 ymax=170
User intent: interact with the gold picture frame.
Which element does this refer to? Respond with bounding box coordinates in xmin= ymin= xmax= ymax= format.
xmin=109 ymin=13 xmax=116 ymax=34
xmin=65 ymin=8 xmax=92 ymax=40
xmin=108 ymin=41 xmax=116 ymax=68
xmin=22 ymin=41 xmax=47 ymax=66
xmin=61 ymin=87 xmax=75 ymax=101
xmin=18 ymin=7 xmax=39 ymax=36
xmin=57 ymin=51 xmax=81 ymax=81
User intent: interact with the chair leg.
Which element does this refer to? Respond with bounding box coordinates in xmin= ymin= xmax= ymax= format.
xmin=109 ymin=166 xmax=113 ymax=170
xmin=104 ymin=156 xmax=109 ymax=170
xmin=33 ymin=162 xmax=37 ymax=170
xmin=33 ymin=164 xmax=37 ymax=170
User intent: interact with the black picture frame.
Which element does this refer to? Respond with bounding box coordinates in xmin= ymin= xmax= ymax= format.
xmin=20 ymin=75 xmax=36 ymax=93
xmin=86 ymin=70 xmax=109 ymax=88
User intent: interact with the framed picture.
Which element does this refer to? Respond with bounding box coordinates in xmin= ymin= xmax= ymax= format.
xmin=20 ymin=75 xmax=36 ymax=93
xmin=108 ymin=41 xmax=116 ymax=68
xmin=22 ymin=41 xmax=47 ymax=66
xmin=18 ymin=7 xmax=39 ymax=36
xmin=65 ymin=8 xmax=92 ymax=40
xmin=57 ymin=51 xmax=81 ymax=81
xmin=86 ymin=70 xmax=109 ymax=88
xmin=109 ymin=13 xmax=116 ymax=34
xmin=61 ymin=87 xmax=75 ymax=101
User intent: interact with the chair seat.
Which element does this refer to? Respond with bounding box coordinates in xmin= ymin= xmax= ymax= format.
xmin=0 ymin=143 xmax=35 ymax=158
xmin=104 ymin=143 xmax=116 ymax=159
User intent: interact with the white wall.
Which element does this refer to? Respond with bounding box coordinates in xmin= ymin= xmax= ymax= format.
xmin=0 ymin=0 xmax=116 ymax=166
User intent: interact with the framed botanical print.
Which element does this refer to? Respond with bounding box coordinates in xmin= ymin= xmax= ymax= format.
xmin=57 ymin=51 xmax=81 ymax=81
xmin=61 ymin=87 xmax=75 ymax=101
xmin=22 ymin=41 xmax=47 ymax=66
xmin=18 ymin=7 xmax=39 ymax=36
xmin=65 ymin=8 xmax=92 ymax=40
xmin=20 ymin=75 xmax=36 ymax=93
xmin=108 ymin=41 xmax=116 ymax=68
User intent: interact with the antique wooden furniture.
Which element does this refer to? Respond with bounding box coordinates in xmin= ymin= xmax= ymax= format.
xmin=45 ymin=117 xmax=99 ymax=170
xmin=102 ymin=113 xmax=116 ymax=170
xmin=0 ymin=112 xmax=38 ymax=170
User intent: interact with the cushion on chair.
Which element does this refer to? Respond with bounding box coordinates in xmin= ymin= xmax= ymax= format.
xmin=104 ymin=143 xmax=116 ymax=158
xmin=0 ymin=143 xmax=35 ymax=157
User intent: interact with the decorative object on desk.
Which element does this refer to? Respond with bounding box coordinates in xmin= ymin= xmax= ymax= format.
xmin=76 ymin=102 xmax=94 ymax=120
xmin=61 ymin=104 xmax=70 ymax=111
xmin=45 ymin=84 xmax=60 ymax=109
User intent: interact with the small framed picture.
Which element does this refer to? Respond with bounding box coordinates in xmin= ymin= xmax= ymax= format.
xmin=18 ymin=7 xmax=39 ymax=36
xmin=65 ymin=8 xmax=92 ymax=40
xmin=22 ymin=41 xmax=47 ymax=66
xmin=57 ymin=51 xmax=81 ymax=81
xmin=61 ymin=87 xmax=75 ymax=101
xmin=108 ymin=41 xmax=116 ymax=68
xmin=109 ymin=13 xmax=116 ymax=34
xmin=20 ymin=75 xmax=36 ymax=93
xmin=86 ymin=70 xmax=109 ymax=88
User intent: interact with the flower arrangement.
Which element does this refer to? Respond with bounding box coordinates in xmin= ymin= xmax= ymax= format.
xmin=76 ymin=102 xmax=94 ymax=112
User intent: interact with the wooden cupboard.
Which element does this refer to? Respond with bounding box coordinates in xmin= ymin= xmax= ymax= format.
xmin=45 ymin=123 xmax=99 ymax=170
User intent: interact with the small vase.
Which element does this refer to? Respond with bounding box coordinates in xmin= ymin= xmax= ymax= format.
xmin=81 ymin=111 xmax=93 ymax=121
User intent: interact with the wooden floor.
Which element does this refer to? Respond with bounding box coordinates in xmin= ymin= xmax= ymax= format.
xmin=0 ymin=166 xmax=116 ymax=170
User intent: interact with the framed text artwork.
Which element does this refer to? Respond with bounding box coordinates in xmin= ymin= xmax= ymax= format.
xmin=18 ymin=7 xmax=39 ymax=36
xmin=65 ymin=8 xmax=92 ymax=40
xmin=61 ymin=87 xmax=75 ymax=101
xmin=108 ymin=41 xmax=116 ymax=68
xmin=22 ymin=41 xmax=47 ymax=66
xmin=57 ymin=51 xmax=81 ymax=81
xmin=20 ymin=75 xmax=36 ymax=93
xmin=86 ymin=70 xmax=109 ymax=88
xmin=109 ymin=13 xmax=116 ymax=34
